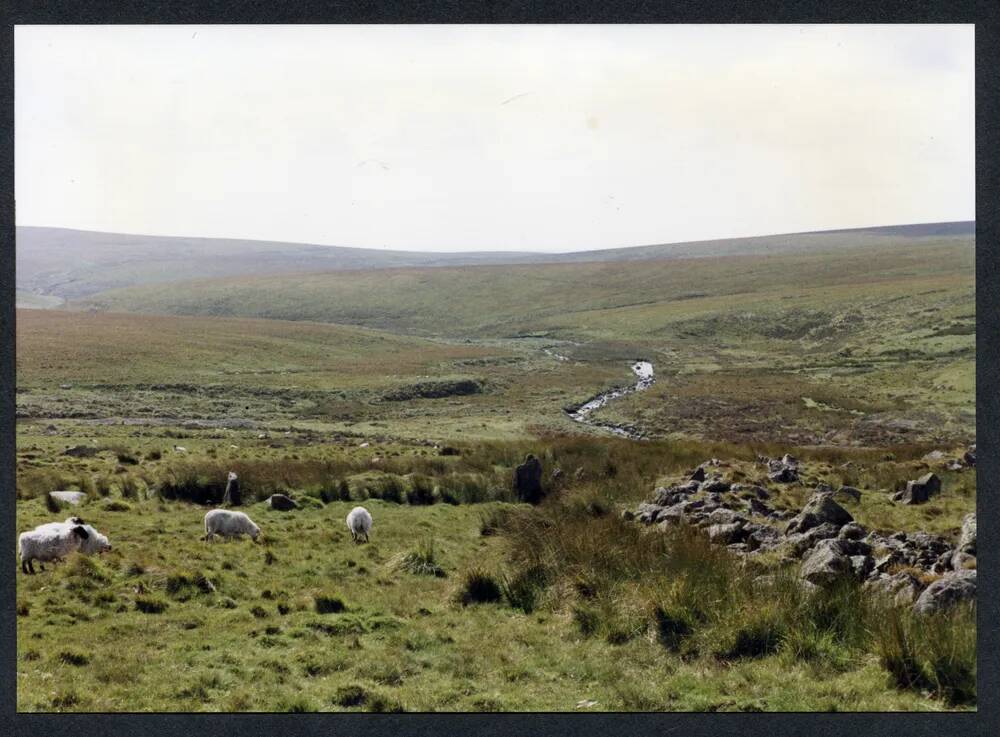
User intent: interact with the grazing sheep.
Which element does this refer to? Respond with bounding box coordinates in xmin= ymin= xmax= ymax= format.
xmin=346 ymin=506 xmax=372 ymax=543
xmin=76 ymin=523 xmax=112 ymax=555
xmin=204 ymin=509 xmax=260 ymax=542
xmin=18 ymin=521 xmax=92 ymax=574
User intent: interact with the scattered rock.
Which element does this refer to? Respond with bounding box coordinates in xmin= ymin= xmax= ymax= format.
xmin=833 ymin=485 xmax=862 ymax=503
xmin=268 ymin=494 xmax=299 ymax=511
xmin=699 ymin=478 xmax=731 ymax=494
xmin=689 ymin=467 xmax=706 ymax=483
xmin=838 ymin=522 xmax=867 ymax=541
xmin=708 ymin=522 xmax=747 ymax=545
xmin=514 ymin=454 xmax=544 ymax=504
xmin=952 ymin=513 xmax=976 ymax=570
xmin=895 ymin=473 xmax=941 ymax=505
xmin=800 ymin=539 xmax=852 ymax=586
xmin=786 ymin=493 xmax=853 ymax=535
xmin=769 ymin=466 xmax=799 ymax=483
xmin=48 ymin=491 xmax=88 ymax=507
xmin=913 ymin=570 xmax=976 ymax=614
xmin=864 ymin=572 xmax=924 ymax=606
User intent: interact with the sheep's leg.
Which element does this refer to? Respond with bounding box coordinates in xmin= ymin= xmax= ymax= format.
xmin=37 ymin=561 xmax=45 ymax=572
xmin=21 ymin=559 xmax=29 ymax=575
xmin=28 ymin=560 xmax=36 ymax=574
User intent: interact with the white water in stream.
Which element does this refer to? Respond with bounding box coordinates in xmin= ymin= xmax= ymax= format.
xmin=566 ymin=360 xmax=655 ymax=439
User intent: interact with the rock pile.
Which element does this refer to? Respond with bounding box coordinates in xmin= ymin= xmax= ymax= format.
xmin=626 ymin=457 xmax=977 ymax=614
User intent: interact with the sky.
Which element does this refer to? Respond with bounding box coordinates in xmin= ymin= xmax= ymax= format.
xmin=15 ymin=24 xmax=974 ymax=253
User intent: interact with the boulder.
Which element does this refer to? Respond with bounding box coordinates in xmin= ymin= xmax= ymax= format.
xmin=268 ymin=494 xmax=299 ymax=511
xmin=699 ymin=478 xmax=731 ymax=494
xmin=745 ymin=524 xmax=781 ymax=552
xmin=514 ymin=454 xmax=544 ymax=504
xmin=786 ymin=523 xmax=842 ymax=557
xmin=635 ymin=503 xmax=664 ymax=525
xmin=786 ymin=493 xmax=852 ymax=535
xmin=951 ymin=513 xmax=976 ymax=569
xmin=913 ymin=570 xmax=976 ymax=614
xmin=850 ymin=555 xmax=874 ymax=580
xmin=708 ymin=522 xmax=747 ymax=545
xmin=897 ymin=473 xmax=941 ymax=505
xmin=800 ymin=539 xmax=852 ymax=586
xmin=689 ymin=467 xmax=706 ymax=483
xmin=834 ymin=486 xmax=862 ymax=503
xmin=838 ymin=522 xmax=867 ymax=541
xmin=746 ymin=497 xmax=772 ymax=518
xmin=48 ymin=490 xmax=88 ymax=507
xmin=769 ymin=467 xmax=799 ymax=483
xmin=864 ymin=572 xmax=924 ymax=606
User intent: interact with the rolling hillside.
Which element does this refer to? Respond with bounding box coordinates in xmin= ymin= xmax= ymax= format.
xmin=16 ymin=221 xmax=973 ymax=302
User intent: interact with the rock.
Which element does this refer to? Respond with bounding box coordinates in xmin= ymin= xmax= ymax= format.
xmin=652 ymin=486 xmax=686 ymax=506
xmin=699 ymin=478 xmax=731 ymax=494
xmin=864 ymin=572 xmax=924 ymax=606
xmin=268 ymin=494 xmax=299 ymax=511
xmin=838 ymin=522 xmax=867 ymax=541
xmin=708 ymin=522 xmax=747 ymax=545
xmin=834 ymin=486 xmax=862 ymax=503
xmin=781 ymin=454 xmax=799 ymax=468
xmin=850 ymin=555 xmax=875 ymax=579
xmin=745 ymin=524 xmax=781 ymax=551
xmin=620 ymin=509 xmax=635 ymax=522
xmin=439 ymin=446 xmax=461 ymax=456
xmin=921 ymin=450 xmax=947 ymax=463
xmin=800 ymin=539 xmax=852 ymax=586
xmin=913 ymin=570 xmax=976 ymax=614
xmin=952 ymin=513 xmax=976 ymax=569
xmin=786 ymin=493 xmax=853 ymax=535
xmin=514 ymin=454 xmax=544 ymax=504
xmin=635 ymin=503 xmax=666 ymax=524
xmin=898 ymin=473 xmax=941 ymax=505
xmin=48 ymin=490 xmax=88 ymax=507
xmin=786 ymin=523 xmax=842 ymax=557
xmin=746 ymin=497 xmax=772 ymax=517
xmin=689 ymin=467 xmax=706 ymax=483
xmin=63 ymin=445 xmax=99 ymax=458
xmin=706 ymin=508 xmax=744 ymax=526
xmin=769 ymin=467 xmax=799 ymax=483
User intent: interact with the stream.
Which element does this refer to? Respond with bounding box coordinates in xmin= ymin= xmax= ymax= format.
xmin=565 ymin=360 xmax=655 ymax=439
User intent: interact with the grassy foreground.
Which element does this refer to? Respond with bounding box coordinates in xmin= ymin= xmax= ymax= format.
xmin=15 ymin=435 xmax=975 ymax=712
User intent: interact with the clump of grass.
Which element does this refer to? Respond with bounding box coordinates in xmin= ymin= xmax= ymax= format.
xmin=479 ymin=505 xmax=513 ymax=536
xmin=314 ymin=592 xmax=348 ymax=614
xmin=456 ymin=568 xmax=503 ymax=606
xmin=57 ymin=649 xmax=91 ymax=666
xmin=500 ymin=564 xmax=549 ymax=613
xmin=333 ymin=684 xmax=369 ymax=707
xmin=103 ymin=499 xmax=132 ymax=512
xmin=135 ymin=595 xmax=169 ymax=614
xmin=872 ymin=602 xmax=976 ymax=705
xmin=390 ymin=539 xmax=446 ymax=577
xmin=651 ymin=604 xmax=695 ymax=652
xmin=712 ymin=609 xmax=786 ymax=661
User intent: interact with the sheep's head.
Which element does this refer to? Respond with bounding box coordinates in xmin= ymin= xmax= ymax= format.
xmin=78 ymin=525 xmax=112 ymax=554
xmin=228 ymin=471 xmax=238 ymax=482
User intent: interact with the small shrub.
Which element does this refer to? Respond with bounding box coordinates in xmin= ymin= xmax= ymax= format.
xmin=314 ymin=593 xmax=348 ymax=614
xmin=103 ymin=499 xmax=132 ymax=512
xmin=145 ymin=450 xmax=162 ymax=461
xmin=250 ymin=606 xmax=268 ymax=619
xmin=456 ymin=568 xmax=502 ymax=606
xmin=17 ymin=601 xmax=29 ymax=617
xmin=406 ymin=475 xmax=436 ymax=505
xmin=573 ymin=604 xmax=601 ymax=637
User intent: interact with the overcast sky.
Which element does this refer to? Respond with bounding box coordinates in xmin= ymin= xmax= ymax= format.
xmin=16 ymin=24 xmax=974 ymax=253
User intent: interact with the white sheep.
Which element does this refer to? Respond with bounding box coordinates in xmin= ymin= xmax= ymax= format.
xmin=203 ymin=509 xmax=261 ymax=542
xmin=18 ymin=519 xmax=111 ymax=574
xmin=346 ymin=506 xmax=372 ymax=543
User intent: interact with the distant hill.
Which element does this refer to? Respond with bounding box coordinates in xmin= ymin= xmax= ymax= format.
xmin=16 ymin=221 xmax=974 ymax=302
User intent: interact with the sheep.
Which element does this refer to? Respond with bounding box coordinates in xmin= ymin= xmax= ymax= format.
xmin=18 ymin=519 xmax=111 ymax=574
xmin=346 ymin=506 xmax=372 ymax=543
xmin=204 ymin=509 xmax=260 ymax=542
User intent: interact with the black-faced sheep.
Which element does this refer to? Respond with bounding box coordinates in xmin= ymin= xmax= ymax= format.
xmin=346 ymin=506 xmax=372 ymax=543
xmin=18 ymin=518 xmax=112 ymax=574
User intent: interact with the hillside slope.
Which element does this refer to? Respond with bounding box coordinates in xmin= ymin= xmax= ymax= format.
xmin=17 ymin=222 xmax=973 ymax=301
